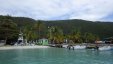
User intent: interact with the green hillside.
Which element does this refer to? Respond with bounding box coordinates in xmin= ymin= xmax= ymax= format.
xmin=0 ymin=15 xmax=113 ymax=44
xmin=0 ymin=15 xmax=113 ymax=39
xmin=44 ymin=19 xmax=113 ymax=38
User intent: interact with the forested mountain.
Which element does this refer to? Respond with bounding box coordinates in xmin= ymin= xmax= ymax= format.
xmin=0 ymin=15 xmax=113 ymax=38
xmin=0 ymin=15 xmax=35 ymax=28
xmin=0 ymin=15 xmax=113 ymax=43
xmin=44 ymin=20 xmax=113 ymax=38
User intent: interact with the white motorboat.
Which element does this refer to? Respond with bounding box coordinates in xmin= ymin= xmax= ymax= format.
xmin=62 ymin=44 xmax=68 ymax=48
xmin=99 ymin=46 xmax=111 ymax=50
xmin=74 ymin=45 xmax=86 ymax=49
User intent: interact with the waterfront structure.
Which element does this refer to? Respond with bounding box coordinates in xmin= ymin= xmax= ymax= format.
xmin=38 ymin=38 xmax=49 ymax=45
xmin=0 ymin=40 xmax=5 ymax=46
xmin=104 ymin=37 xmax=113 ymax=44
xmin=18 ymin=32 xmax=24 ymax=44
xmin=15 ymin=31 xmax=25 ymax=46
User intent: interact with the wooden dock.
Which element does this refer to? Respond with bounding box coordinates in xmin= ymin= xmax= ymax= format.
xmin=86 ymin=43 xmax=113 ymax=49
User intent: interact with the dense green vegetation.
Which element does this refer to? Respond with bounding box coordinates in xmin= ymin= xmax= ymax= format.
xmin=44 ymin=20 xmax=113 ymax=38
xmin=0 ymin=16 xmax=19 ymax=44
xmin=0 ymin=15 xmax=113 ymax=44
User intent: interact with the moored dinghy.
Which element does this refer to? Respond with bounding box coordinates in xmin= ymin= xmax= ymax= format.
xmin=74 ymin=45 xmax=86 ymax=49
xmin=62 ymin=44 xmax=68 ymax=48
xmin=99 ymin=46 xmax=111 ymax=50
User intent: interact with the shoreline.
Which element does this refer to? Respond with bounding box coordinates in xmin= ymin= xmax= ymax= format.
xmin=0 ymin=45 xmax=50 ymax=50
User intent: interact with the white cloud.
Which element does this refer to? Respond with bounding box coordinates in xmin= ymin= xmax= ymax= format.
xmin=69 ymin=0 xmax=113 ymax=21
xmin=0 ymin=0 xmax=113 ymax=21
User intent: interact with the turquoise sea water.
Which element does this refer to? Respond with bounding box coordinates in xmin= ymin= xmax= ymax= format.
xmin=0 ymin=48 xmax=113 ymax=64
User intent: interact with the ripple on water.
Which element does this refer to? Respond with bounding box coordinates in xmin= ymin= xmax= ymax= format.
xmin=0 ymin=48 xmax=113 ymax=64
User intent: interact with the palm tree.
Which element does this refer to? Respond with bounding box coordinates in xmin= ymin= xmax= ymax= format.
xmin=23 ymin=26 xmax=37 ymax=43
xmin=34 ymin=20 xmax=44 ymax=39
xmin=48 ymin=26 xmax=64 ymax=44
xmin=69 ymin=29 xmax=82 ymax=43
xmin=83 ymin=32 xmax=97 ymax=43
xmin=53 ymin=27 xmax=64 ymax=44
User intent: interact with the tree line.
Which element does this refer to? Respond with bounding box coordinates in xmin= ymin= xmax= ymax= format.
xmin=0 ymin=15 xmax=112 ymax=44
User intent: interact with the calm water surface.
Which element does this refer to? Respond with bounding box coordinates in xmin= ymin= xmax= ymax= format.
xmin=0 ymin=48 xmax=113 ymax=64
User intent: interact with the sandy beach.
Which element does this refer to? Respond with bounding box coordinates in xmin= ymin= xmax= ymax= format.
xmin=0 ymin=45 xmax=50 ymax=50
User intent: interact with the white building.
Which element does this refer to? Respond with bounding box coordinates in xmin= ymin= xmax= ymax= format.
xmin=18 ymin=32 xmax=24 ymax=44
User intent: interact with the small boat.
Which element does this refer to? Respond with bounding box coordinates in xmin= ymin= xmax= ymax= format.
xmin=99 ymin=46 xmax=111 ymax=50
xmin=49 ymin=44 xmax=56 ymax=47
xmin=62 ymin=44 xmax=68 ymax=48
xmin=74 ymin=45 xmax=86 ymax=49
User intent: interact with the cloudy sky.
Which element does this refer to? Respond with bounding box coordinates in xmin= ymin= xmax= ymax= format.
xmin=0 ymin=0 xmax=113 ymax=21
